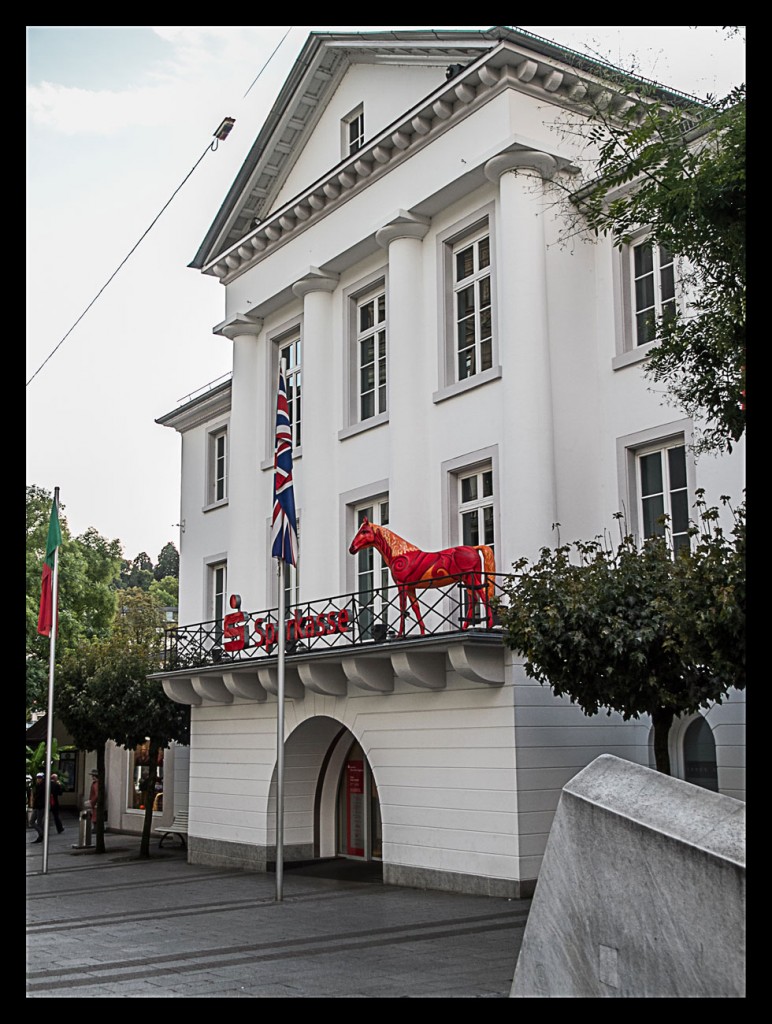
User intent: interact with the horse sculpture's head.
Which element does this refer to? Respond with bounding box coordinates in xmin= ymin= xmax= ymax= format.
xmin=349 ymin=516 xmax=377 ymax=555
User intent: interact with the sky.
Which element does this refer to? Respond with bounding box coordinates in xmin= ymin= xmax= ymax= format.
xmin=26 ymin=25 xmax=746 ymax=563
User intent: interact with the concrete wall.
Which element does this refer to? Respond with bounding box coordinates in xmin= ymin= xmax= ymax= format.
xmin=510 ymin=753 xmax=745 ymax=998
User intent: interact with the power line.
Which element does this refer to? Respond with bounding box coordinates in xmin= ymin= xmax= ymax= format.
xmin=25 ymin=130 xmax=226 ymax=388
xmin=26 ymin=27 xmax=294 ymax=389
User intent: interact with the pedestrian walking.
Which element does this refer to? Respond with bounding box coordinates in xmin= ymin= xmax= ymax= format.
xmin=49 ymin=773 xmax=65 ymax=833
xmin=30 ymin=772 xmax=46 ymax=843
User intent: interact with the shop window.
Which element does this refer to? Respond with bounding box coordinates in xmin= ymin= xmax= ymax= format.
xmin=129 ymin=741 xmax=164 ymax=812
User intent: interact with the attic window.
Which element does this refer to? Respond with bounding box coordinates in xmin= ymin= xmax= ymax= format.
xmin=342 ymin=104 xmax=364 ymax=157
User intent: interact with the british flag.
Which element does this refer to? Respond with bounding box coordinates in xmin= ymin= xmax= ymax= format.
xmin=271 ymin=362 xmax=298 ymax=566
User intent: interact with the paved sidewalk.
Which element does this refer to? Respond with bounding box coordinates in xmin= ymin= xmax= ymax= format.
xmin=26 ymin=819 xmax=530 ymax=998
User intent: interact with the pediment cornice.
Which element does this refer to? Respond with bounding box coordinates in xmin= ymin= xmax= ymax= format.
xmin=201 ymin=37 xmax=652 ymax=286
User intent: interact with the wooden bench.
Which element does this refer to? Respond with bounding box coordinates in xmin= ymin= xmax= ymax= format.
xmin=155 ymin=811 xmax=188 ymax=848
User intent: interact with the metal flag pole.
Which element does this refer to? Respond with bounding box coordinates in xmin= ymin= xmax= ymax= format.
xmin=42 ymin=486 xmax=60 ymax=875
xmin=276 ymin=557 xmax=286 ymax=902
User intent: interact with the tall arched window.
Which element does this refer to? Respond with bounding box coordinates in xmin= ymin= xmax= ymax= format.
xmin=683 ymin=716 xmax=718 ymax=792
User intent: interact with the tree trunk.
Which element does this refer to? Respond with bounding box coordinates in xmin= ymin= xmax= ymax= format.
xmin=139 ymin=739 xmax=161 ymax=858
xmin=650 ymin=706 xmax=674 ymax=775
xmin=94 ymin=747 xmax=106 ymax=854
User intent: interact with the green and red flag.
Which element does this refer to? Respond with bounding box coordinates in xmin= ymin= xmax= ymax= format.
xmin=37 ymin=496 xmax=62 ymax=636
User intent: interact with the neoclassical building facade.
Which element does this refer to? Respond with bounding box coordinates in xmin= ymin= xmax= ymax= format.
xmin=150 ymin=27 xmax=745 ymax=897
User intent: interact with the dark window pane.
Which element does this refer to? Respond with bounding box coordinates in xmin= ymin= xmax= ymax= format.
xmin=457 ymin=284 xmax=475 ymax=318
xmin=377 ymin=294 xmax=386 ymax=322
xmin=636 ymin=310 xmax=656 ymax=346
xmin=360 ymin=301 xmax=374 ymax=331
xmin=461 ymin=476 xmax=477 ymax=502
xmin=480 ymin=338 xmax=492 ymax=371
xmin=361 ymin=392 xmax=374 ymax=420
xmin=640 ymin=452 xmax=663 ymax=497
xmin=668 ymin=445 xmax=687 ymax=490
xmin=462 ymin=511 xmax=479 ymax=546
xmin=642 ymin=495 xmax=665 ymax=538
xmin=479 ymin=275 xmax=491 ymax=306
xmin=456 ymin=246 xmax=474 ymax=281
xmin=635 ymin=274 xmax=655 ymax=313
xmin=361 ymin=337 xmax=374 ymax=365
xmin=670 ymin=489 xmax=689 ymax=536
xmin=634 ymin=243 xmax=653 ymax=277
xmin=458 ymin=349 xmax=475 ymax=379
xmin=660 ymin=264 xmax=675 ymax=303
xmin=478 ymin=236 xmax=490 ymax=269
xmin=483 ymin=504 xmax=494 ymax=545
xmin=482 ymin=470 xmax=493 ymax=497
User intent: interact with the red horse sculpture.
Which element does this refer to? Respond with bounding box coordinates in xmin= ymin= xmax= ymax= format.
xmin=349 ymin=518 xmax=495 ymax=635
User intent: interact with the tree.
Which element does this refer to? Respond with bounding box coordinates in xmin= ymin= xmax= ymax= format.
xmin=98 ymin=589 xmax=190 ymax=857
xmin=118 ymin=552 xmax=155 ymax=591
xmin=554 ymin=42 xmax=745 ymax=455
xmin=154 ymin=542 xmax=179 ymax=581
xmin=26 ymin=486 xmax=122 ymax=716
xmin=149 ymin=575 xmax=179 ymax=612
xmin=56 ymin=640 xmax=119 ymax=853
xmin=496 ymin=492 xmax=745 ymax=775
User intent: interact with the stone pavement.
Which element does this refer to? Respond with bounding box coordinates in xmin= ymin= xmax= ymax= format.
xmin=26 ymin=816 xmax=530 ymax=998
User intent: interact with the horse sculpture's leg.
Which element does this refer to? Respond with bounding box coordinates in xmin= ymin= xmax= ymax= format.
xmin=408 ymin=587 xmax=426 ymax=635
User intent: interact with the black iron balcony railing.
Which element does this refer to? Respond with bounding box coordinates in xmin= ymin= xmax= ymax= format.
xmin=162 ymin=573 xmax=512 ymax=672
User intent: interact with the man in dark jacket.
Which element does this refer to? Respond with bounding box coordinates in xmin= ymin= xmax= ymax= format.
xmin=49 ymin=773 xmax=65 ymax=833
xmin=30 ymin=772 xmax=46 ymax=843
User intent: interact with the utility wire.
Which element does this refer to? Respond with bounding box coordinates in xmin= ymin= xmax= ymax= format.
xmin=26 ymin=137 xmax=218 ymax=388
xmin=26 ymin=27 xmax=294 ymax=389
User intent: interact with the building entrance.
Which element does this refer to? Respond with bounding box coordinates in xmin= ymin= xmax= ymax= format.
xmin=336 ymin=740 xmax=382 ymax=861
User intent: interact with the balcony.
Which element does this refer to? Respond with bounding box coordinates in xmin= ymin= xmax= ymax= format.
xmin=155 ymin=575 xmax=514 ymax=704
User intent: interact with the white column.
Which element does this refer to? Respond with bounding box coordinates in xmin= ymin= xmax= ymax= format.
xmin=214 ymin=313 xmax=263 ymax=610
xmin=375 ymin=211 xmax=430 ymax=539
xmin=484 ymin=151 xmax=558 ymax=563
xmin=291 ymin=268 xmax=339 ymax=601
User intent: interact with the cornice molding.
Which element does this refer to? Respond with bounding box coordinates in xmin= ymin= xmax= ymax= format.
xmin=202 ymin=39 xmax=641 ymax=285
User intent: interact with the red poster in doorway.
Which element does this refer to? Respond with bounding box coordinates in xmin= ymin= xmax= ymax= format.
xmin=346 ymin=760 xmax=365 ymax=857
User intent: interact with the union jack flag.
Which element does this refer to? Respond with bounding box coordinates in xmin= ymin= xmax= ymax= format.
xmin=271 ymin=361 xmax=298 ymax=566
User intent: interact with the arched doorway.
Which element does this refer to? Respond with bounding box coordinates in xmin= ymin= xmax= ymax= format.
xmin=282 ymin=717 xmax=382 ymax=865
xmin=335 ymin=739 xmax=382 ymax=861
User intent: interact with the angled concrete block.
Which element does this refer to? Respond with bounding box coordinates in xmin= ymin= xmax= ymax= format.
xmin=511 ymin=754 xmax=745 ymax=998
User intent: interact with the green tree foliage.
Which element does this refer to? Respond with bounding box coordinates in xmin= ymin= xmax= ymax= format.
xmin=496 ymin=492 xmax=745 ymax=776
xmin=56 ymin=640 xmax=119 ymax=853
xmin=154 ymin=542 xmax=180 ymax=580
xmin=149 ymin=575 xmax=179 ymax=612
xmin=105 ymin=589 xmax=190 ymax=856
xmin=118 ymin=551 xmax=155 ymax=591
xmin=26 ymin=486 xmax=122 ymax=715
xmin=58 ymin=589 xmax=191 ymax=857
xmin=565 ymin=74 xmax=745 ymax=454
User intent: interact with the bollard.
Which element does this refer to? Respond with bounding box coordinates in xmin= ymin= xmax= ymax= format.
xmin=76 ymin=809 xmax=92 ymax=848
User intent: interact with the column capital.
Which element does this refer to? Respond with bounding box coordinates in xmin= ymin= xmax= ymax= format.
xmin=292 ymin=267 xmax=339 ymax=299
xmin=213 ymin=313 xmax=263 ymax=340
xmin=375 ymin=210 xmax=430 ymax=249
xmin=484 ymin=149 xmax=558 ymax=183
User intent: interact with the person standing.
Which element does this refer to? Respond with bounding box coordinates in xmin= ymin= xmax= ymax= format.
xmin=30 ymin=772 xmax=46 ymax=843
xmin=49 ymin=773 xmax=65 ymax=833
xmin=88 ymin=769 xmax=99 ymax=825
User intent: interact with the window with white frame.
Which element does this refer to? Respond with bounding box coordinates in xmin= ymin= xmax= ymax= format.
xmin=637 ymin=441 xmax=689 ymax=554
xmin=210 ymin=561 xmax=227 ymax=639
xmin=454 ymin=227 xmax=492 ymax=382
xmin=632 ymin=239 xmax=676 ymax=347
xmin=354 ymin=498 xmax=390 ymax=639
xmin=208 ymin=426 xmax=227 ymax=505
xmin=342 ymin=104 xmax=364 ymax=157
xmin=458 ymin=467 xmax=495 ymax=553
xmin=278 ymin=332 xmax=302 ymax=448
xmin=357 ymin=287 xmax=387 ymax=421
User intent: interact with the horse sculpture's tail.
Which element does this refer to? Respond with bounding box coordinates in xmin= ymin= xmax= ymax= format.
xmin=476 ymin=545 xmax=496 ymax=603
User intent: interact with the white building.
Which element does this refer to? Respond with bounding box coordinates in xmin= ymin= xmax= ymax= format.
xmin=152 ymin=27 xmax=745 ymax=896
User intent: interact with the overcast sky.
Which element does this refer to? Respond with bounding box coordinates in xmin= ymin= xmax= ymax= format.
xmin=26 ymin=25 xmax=746 ymax=562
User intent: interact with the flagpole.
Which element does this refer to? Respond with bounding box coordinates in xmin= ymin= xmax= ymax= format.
xmin=276 ymin=557 xmax=286 ymax=902
xmin=42 ymin=486 xmax=60 ymax=875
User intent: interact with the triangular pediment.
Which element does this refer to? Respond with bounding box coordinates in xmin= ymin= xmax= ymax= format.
xmin=190 ymin=26 xmax=691 ymax=274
